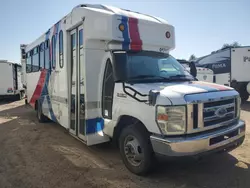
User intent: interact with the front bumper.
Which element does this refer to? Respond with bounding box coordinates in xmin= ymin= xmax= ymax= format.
xmin=150 ymin=120 xmax=246 ymax=157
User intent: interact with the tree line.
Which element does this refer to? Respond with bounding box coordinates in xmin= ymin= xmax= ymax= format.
xmin=188 ymin=41 xmax=241 ymax=61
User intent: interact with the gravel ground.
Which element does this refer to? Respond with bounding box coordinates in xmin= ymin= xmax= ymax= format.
xmin=0 ymin=99 xmax=249 ymax=188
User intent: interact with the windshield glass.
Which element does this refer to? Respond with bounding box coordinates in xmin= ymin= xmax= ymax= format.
xmin=125 ymin=51 xmax=194 ymax=82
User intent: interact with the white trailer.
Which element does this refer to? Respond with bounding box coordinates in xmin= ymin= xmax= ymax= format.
xmin=195 ymin=46 xmax=250 ymax=102
xmin=0 ymin=60 xmax=24 ymax=99
xmin=22 ymin=4 xmax=245 ymax=175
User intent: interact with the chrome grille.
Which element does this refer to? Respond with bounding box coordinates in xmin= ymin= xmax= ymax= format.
xmin=185 ymin=90 xmax=239 ymax=134
xmin=203 ymin=98 xmax=236 ymax=127
xmin=187 ymin=97 xmax=238 ymax=134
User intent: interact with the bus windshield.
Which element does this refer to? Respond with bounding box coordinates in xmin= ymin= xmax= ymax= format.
xmin=125 ymin=51 xmax=194 ymax=83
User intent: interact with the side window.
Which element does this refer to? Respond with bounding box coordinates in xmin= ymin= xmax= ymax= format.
xmin=51 ymin=35 xmax=56 ymax=69
xmin=32 ymin=46 xmax=40 ymax=72
xmin=39 ymin=42 xmax=45 ymax=69
xmin=26 ymin=51 xmax=32 ymax=73
xmin=44 ymin=39 xmax=50 ymax=70
xmin=59 ymin=30 xmax=64 ymax=68
xmin=102 ymin=59 xmax=115 ymax=119
xmin=79 ymin=29 xmax=83 ymax=46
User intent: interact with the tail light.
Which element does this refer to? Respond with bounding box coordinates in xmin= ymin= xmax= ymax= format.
xmin=7 ymin=88 xmax=13 ymax=93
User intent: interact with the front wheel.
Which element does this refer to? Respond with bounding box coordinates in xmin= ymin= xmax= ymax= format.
xmin=119 ymin=124 xmax=154 ymax=176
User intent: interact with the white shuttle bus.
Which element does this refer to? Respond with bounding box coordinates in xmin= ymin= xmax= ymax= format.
xmin=22 ymin=4 xmax=246 ymax=175
xmin=195 ymin=47 xmax=250 ymax=102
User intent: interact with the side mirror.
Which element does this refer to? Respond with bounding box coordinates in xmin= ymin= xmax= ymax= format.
xmin=148 ymin=90 xmax=160 ymax=106
xmin=112 ymin=51 xmax=128 ymax=82
xmin=189 ymin=61 xmax=197 ymax=78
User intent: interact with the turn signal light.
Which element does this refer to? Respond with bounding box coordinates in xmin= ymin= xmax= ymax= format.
xmin=157 ymin=114 xmax=168 ymax=121
xmin=119 ymin=24 xmax=125 ymax=31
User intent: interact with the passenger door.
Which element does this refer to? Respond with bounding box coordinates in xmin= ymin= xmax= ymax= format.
xmin=69 ymin=25 xmax=86 ymax=141
xmin=69 ymin=29 xmax=78 ymax=136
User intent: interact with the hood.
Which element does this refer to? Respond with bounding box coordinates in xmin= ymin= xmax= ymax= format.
xmin=129 ymin=81 xmax=233 ymax=104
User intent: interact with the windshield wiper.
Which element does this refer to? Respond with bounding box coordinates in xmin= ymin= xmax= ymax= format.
xmin=128 ymin=74 xmax=194 ymax=83
xmin=169 ymin=74 xmax=194 ymax=81
xmin=129 ymin=74 xmax=168 ymax=80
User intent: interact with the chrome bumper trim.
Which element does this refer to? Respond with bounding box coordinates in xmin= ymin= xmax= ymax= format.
xmin=150 ymin=120 xmax=245 ymax=157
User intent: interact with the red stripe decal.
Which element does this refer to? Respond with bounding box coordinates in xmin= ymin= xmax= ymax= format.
xmin=196 ymin=81 xmax=230 ymax=91
xmin=29 ymin=70 xmax=47 ymax=108
xmin=128 ymin=17 xmax=142 ymax=51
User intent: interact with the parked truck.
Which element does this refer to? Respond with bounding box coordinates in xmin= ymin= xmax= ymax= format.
xmin=22 ymin=4 xmax=246 ymax=175
xmin=0 ymin=60 xmax=25 ymax=100
xmin=195 ymin=46 xmax=250 ymax=102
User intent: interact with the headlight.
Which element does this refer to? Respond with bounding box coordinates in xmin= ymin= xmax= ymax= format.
xmin=236 ymin=96 xmax=241 ymax=118
xmin=156 ymin=106 xmax=186 ymax=135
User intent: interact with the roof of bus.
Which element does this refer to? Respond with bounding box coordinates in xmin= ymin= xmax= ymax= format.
xmin=25 ymin=4 xmax=173 ymax=52
xmin=77 ymin=4 xmax=169 ymax=24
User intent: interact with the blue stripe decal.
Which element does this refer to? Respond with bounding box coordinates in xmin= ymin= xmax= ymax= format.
xmin=86 ymin=118 xmax=104 ymax=134
xmin=121 ymin=16 xmax=130 ymax=50
xmin=190 ymin=83 xmax=218 ymax=92
xmin=40 ymin=70 xmax=57 ymax=123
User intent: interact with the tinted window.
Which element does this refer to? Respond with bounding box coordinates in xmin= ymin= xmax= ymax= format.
xmin=71 ymin=33 xmax=76 ymax=48
xmin=32 ymin=46 xmax=39 ymax=72
xmin=39 ymin=43 xmax=45 ymax=69
xmin=26 ymin=52 xmax=32 ymax=73
xmin=79 ymin=29 xmax=83 ymax=46
xmin=59 ymin=31 xmax=63 ymax=54
xmin=45 ymin=39 xmax=50 ymax=70
xmin=51 ymin=35 xmax=56 ymax=69
xmin=59 ymin=31 xmax=64 ymax=68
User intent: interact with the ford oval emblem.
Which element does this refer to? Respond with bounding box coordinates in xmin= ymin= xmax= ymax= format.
xmin=215 ymin=107 xmax=227 ymax=118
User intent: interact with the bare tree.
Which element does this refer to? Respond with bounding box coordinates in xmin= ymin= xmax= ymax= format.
xmin=222 ymin=42 xmax=241 ymax=49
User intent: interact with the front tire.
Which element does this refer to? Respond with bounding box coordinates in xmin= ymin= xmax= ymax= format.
xmin=119 ymin=123 xmax=154 ymax=176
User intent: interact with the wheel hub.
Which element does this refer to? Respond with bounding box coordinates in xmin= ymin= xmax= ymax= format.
xmin=124 ymin=135 xmax=143 ymax=166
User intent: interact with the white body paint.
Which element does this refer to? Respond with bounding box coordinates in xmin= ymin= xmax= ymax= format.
xmin=21 ymin=3 xmax=244 ymax=163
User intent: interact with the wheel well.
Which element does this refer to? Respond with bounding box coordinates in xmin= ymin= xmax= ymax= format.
xmin=112 ymin=115 xmax=149 ymax=147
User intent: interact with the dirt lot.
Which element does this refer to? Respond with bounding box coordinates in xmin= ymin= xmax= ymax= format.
xmin=0 ymin=99 xmax=249 ymax=188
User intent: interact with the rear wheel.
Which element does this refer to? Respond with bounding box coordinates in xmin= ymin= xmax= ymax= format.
xmin=119 ymin=123 xmax=154 ymax=176
xmin=240 ymin=87 xmax=249 ymax=102
xmin=36 ymin=101 xmax=47 ymax=123
xmin=14 ymin=93 xmax=21 ymax=101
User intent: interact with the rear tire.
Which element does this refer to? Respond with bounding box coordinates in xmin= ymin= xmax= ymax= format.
xmin=119 ymin=123 xmax=154 ymax=176
xmin=36 ymin=101 xmax=47 ymax=123
xmin=14 ymin=93 xmax=21 ymax=101
xmin=240 ymin=88 xmax=249 ymax=102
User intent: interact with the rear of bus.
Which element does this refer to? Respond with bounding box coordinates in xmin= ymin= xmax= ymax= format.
xmin=0 ymin=61 xmax=14 ymax=97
